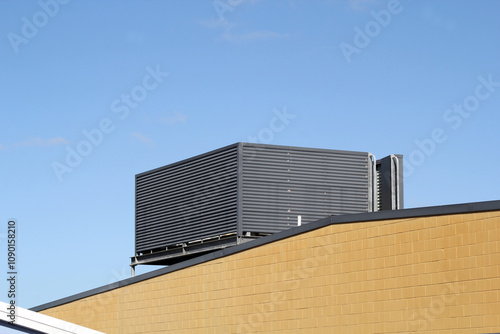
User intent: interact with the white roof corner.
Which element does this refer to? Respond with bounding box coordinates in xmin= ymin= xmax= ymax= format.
xmin=0 ymin=301 xmax=105 ymax=334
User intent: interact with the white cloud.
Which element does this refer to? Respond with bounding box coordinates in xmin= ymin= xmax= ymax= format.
xmin=200 ymin=1 xmax=290 ymax=43
xmin=421 ymin=6 xmax=455 ymax=31
xmin=132 ymin=132 xmax=152 ymax=144
xmin=347 ymin=0 xmax=378 ymax=11
xmin=45 ymin=137 xmax=70 ymax=146
xmin=17 ymin=137 xmax=69 ymax=148
xmin=222 ymin=30 xmax=290 ymax=42
xmin=161 ymin=112 xmax=188 ymax=125
xmin=199 ymin=18 xmax=235 ymax=29
xmin=1 ymin=137 xmax=69 ymax=150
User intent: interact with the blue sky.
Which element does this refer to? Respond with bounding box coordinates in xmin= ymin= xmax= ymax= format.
xmin=1 ymin=0 xmax=499 ymax=309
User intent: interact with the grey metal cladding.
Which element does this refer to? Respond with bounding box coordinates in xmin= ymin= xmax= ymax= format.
xmin=135 ymin=144 xmax=239 ymax=253
xmin=240 ymin=143 xmax=370 ymax=233
xmin=135 ymin=142 xmax=382 ymax=256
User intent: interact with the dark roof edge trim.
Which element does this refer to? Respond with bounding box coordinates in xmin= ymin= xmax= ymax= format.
xmin=31 ymin=199 xmax=500 ymax=312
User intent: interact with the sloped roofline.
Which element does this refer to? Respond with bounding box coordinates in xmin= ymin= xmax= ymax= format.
xmin=31 ymin=199 xmax=500 ymax=312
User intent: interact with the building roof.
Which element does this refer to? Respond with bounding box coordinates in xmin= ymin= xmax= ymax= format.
xmin=31 ymin=199 xmax=500 ymax=312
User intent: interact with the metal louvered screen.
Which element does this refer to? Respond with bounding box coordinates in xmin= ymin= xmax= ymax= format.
xmin=133 ymin=143 xmax=402 ymax=266
xmin=135 ymin=144 xmax=239 ymax=254
xmin=240 ymin=143 xmax=370 ymax=233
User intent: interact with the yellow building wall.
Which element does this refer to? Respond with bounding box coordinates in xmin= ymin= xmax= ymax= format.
xmin=40 ymin=211 xmax=500 ymax=333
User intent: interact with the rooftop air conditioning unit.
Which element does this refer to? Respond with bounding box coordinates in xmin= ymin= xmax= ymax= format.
xmin=131 ymin=142 xmax=403 ymax=273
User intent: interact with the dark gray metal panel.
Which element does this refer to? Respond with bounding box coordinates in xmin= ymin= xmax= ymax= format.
xmin=377 ymin=154 xmax=404 ymax=210
xmin=240 ymin=143 xmax=370 ymax=233
xmin=377 ymin=156 xmax=392 ymax=210
xmin=135 ymin=144 xmax=239 ymax=253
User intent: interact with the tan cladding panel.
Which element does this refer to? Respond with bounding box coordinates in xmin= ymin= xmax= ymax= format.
xmin=41 ymin=211 xmax=500 ymax=333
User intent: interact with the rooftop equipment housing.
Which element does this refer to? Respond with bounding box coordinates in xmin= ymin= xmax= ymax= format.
xmin=131 ymin=143 xmax=403 ymax=271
